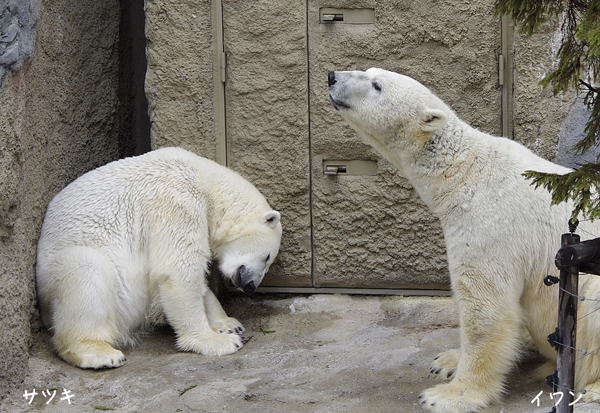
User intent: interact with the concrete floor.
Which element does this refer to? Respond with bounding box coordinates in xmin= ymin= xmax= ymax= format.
xmin=1 ymin=293 xmax=599 ymax=413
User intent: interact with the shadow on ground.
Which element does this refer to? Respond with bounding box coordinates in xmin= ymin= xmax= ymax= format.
xmin=1 ymin=294 xmax=598 ymax=412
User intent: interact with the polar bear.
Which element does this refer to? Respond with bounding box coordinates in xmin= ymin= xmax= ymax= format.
xmin=36 ymin=147 xmax=282 ymax=369
xmin=328 ymin=68 xmax=600 ymax=412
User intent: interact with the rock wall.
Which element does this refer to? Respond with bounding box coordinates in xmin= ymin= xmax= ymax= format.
xmin=0 ymin=0 xmax=129 ymax=399
xmin=0 ymin=0 xmax=38 ymax=86
xmin=512 ymin=21 xmax=600 ymax=167
xmin=512 ymin=21 xmax=575 ymax=161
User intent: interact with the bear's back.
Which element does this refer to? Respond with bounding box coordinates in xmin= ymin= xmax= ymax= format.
xmin=38 ymin=149 xmax=218 ymax=250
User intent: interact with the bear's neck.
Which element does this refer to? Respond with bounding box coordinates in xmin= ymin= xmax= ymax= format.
xmin=204 ymin=175 xmax=253 ymax=251
xmin=384 ymin=115 xmax=488 ymax=218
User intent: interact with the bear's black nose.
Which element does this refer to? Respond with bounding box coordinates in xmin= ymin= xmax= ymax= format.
xmin=243 ymin=281 xmax=256 ymax=297
xmin=328 ymin=71 xmax=336 ymax=87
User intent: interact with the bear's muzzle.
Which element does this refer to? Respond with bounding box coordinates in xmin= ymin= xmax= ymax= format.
xmin=233 ymin=265 xmax=257 ymax=296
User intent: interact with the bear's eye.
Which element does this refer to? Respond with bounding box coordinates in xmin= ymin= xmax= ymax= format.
xmin=265 ymin=253 xmax=271 ymax=263
xmin=372 ymin=82 xmax=382 ymax=92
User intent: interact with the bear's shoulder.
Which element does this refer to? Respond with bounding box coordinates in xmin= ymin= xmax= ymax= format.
xmin=487 ymin=135 xmax=570 ymax=175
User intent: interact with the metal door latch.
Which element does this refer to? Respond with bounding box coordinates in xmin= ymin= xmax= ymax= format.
xmin=323 ymin=160 xmax=377 ymax=176
xmin=321 ymin=14 xmax=343 ymax=22
xmin=324 ymin=165 xmax=347 ymax=175
xmin=320 ymin=8 xmax=375 ymax=24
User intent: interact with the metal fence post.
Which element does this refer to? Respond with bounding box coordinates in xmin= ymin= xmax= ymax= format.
xmin=555 ymin=232 xmax=580 ymax=413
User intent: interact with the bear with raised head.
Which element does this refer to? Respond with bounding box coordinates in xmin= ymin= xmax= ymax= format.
xmin=36 ymin=147 xmax=282 ymax=369
xmin=328 ymin=68 xmax=600 ymax=412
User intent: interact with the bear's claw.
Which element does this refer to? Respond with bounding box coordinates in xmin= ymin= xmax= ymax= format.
xmin=420 ymin=382 xmax=490 ymax=413
xmin=210 ymin=317 xmax=245 ymax=336
xmin=430 ymin=349 xmax=460 ymax=380
xmin=177 ymin=330 xmax=244 ymax=356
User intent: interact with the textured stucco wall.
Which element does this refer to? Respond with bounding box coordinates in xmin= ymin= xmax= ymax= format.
xmin=512 ymin=21 xmax=575 ymax=161
xmin=0 ymin=0 xmax=123 ymax=398
xmin=144 ymin=0 xmax=580 ymax=290
xmin=145 ymin=0 xmax=314 ymax=287
xmin=145 ymin=0 xmax=215 ymax=158
xmin=222 ymin=0 xmax=312 ymax=287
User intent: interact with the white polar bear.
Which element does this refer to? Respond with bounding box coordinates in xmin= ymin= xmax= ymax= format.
xmin=328 ymin=68 xmax=600 ymax=412
xmin=36 ymin=147 xmax=282 ymax=369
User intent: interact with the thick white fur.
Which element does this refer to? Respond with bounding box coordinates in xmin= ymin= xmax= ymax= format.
xmin=329 ymin=68 xmax=600 ymax=412
xmin=36 ymin=147 xmax=282 ymax=369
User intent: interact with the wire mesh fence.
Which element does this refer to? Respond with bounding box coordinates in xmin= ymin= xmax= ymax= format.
xmin=546 ymin=220 xmax=600 ymax=413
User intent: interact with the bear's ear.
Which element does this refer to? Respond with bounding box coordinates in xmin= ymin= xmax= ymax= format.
xmin=420 ymin=109 xmax=447 ymax=132
xmin=263 ymin=211 xmax=281 ymax=228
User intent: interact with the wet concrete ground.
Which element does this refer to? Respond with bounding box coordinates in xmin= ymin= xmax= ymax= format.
xmin=1 ymin=294 xmax=599 ymax=413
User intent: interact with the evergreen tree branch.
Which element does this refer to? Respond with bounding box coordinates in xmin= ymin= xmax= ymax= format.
xmin=573 ymin=84 xmax=600 ymax=157
xmin=497 ymin=0 xmax=600 ymax=221
xmin=524 ymin=164 xmax=600 ymax=221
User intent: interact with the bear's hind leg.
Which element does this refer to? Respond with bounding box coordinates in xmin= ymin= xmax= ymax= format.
xmin=54 ymin=339 xmax=126 ymax=369
xmin=45 ymin=247 xmax=126 ymax=369
xmin=577 ymin=380 xmax=600 ymax=403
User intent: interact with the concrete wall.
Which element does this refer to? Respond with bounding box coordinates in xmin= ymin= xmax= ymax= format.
xmin=0 ymin=0 xmax=132 ymax=399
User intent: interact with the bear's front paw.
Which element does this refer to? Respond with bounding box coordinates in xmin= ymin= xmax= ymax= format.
xmin=419 ymin=381 xmax=492 ymax=413
xmin=177 ymin=330 xmax=244 ymax=356
xmin=210 ymin=316 xmax=245 ymax=335
xmin=431 ymin=349 xmax=460 ymax=379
